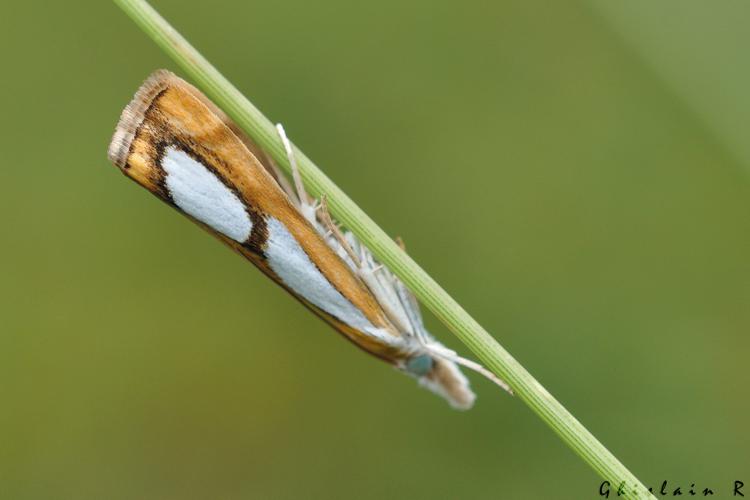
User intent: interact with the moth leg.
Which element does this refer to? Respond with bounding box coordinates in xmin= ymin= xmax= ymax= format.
xmin=275 ymin=123 xmax=317 ymax=224
xmin=318 ymin=195 xmax=361 ymax=267
xmin=392 ymin=243 xmax=514 ymax=394
xmin=317 ymin=197 xmax=412 ymax=332
xmin=395 ymin=236 xmax=407 ymax=251
xmin=388 ymin=237 xmax=429 ymax=340
xmin=315 ymin=205 xmax=416 ymax=334
xmin=260 ymin=148 xmax=300 ymax=207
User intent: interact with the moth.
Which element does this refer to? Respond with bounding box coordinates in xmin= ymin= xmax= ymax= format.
xmin=108 ymin=70 xmax=511 ymax=409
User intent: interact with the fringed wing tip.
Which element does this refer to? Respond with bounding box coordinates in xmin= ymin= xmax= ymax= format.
xmin=107 ymin=69 xmax=178 ymax=169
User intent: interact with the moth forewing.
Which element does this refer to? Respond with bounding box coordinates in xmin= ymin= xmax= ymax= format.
xmin=107 ymin=69 xmax=500 ymax=409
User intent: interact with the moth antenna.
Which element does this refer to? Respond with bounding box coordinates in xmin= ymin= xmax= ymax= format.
xmin=276 ymin=123 xmax=311 ymax=206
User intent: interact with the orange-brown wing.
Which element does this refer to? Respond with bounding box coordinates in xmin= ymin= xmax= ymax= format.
xmin=108 ymin=70 xmax=406 ymax=362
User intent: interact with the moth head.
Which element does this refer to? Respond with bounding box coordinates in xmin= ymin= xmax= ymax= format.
xmin=406 ymin=354 xmax=476 ymax=410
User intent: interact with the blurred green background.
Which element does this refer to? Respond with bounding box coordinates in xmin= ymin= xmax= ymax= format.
xmin=1 ymin=1 xmax=749 ymax=499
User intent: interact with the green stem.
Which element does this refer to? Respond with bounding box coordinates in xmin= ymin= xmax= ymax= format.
xmin=113 ymin=0 xmax=654 ymax=496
